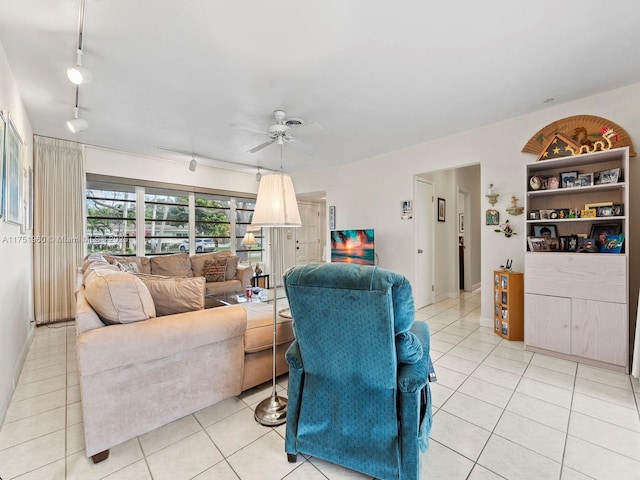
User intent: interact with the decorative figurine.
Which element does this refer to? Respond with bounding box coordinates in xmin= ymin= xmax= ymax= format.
xmin=254 ymin=263 xmax=262 ymax=276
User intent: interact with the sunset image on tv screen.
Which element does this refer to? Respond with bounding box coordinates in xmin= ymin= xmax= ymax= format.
xmin=330 ymin=229 xmax=375 ymax=265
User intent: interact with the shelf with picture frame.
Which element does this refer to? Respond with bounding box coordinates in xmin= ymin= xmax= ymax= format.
xmin=523 ymin=146 xmax=630 ymax=373
xmin=525 ymin=148 xmax=627 ymax=246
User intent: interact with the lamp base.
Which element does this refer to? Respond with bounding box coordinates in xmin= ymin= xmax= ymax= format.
xmin=254 ymin=393 xmax=288 ymax=426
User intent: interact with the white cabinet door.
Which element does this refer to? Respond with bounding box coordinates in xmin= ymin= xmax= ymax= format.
xmin=572 ymin=299 xmax=627 ymax=366
xmin=525 ymin=293 xmax=571 ymax=354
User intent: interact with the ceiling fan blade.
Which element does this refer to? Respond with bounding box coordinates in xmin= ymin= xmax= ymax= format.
xmin=288 ymin=137 xmax=318 ymax=156
xmin=246 ymin=139 xmax=276 ymax=154
xmin=231 ymin=123 xmax=269 ymax=136
xmin=290 ymin=120 xmax=324 ymax=135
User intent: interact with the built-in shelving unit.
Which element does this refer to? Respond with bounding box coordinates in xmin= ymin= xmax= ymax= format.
xmin=523 ymin=147 xmax=629 ymax=373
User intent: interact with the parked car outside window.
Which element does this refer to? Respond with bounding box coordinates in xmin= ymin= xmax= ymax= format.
xmin=179 ymin=239 xmax=216 ymax=253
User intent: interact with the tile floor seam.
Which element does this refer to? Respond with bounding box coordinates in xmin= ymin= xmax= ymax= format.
xmin=564 ymin=432 xmax=640 ymax=466
xmin=136 ymin=436 xmax=156 ymax=480
xmin=461 ymin=345 xmax=537 ymax=478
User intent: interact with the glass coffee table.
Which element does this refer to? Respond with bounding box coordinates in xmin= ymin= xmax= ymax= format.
xmin=206 ymin=287 xmax=288 ymax=308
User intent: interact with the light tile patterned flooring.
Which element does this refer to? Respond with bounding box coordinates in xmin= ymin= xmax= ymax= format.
xmin=1 ymin=292 xmax=640 ymax=479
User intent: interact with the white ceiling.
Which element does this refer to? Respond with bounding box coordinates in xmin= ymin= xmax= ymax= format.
xmin=2 ymin=0 xmax=640 ymax=174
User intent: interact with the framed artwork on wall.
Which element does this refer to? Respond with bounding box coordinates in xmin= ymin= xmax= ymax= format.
xmin=437 ymin=197 xmax=445 ymax=222
xmin=4 ymin=113 xmax=23 ymax=226
xmin=328 ymin=205 xmax=335 ymax=230
xmin=0 ymin=111 xmax=5 ymax=219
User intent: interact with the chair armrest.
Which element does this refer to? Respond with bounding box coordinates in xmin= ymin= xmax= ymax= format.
xmin=397 ymin=321 xmax=432 ymax=393
xmin=236 ymin=264 xmax=253 ymax=286
xmin=285 ymin=340 xmax=304 ymax=370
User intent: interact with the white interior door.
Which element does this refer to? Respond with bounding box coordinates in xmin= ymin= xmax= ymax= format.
xmin=415 ymin=179 xmax=434 ymax=309
xmin=295 ymin=202 xmax=320 ymax=265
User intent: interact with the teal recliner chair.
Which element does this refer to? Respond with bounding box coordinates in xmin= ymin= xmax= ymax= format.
xmin=283 ymin=263 xmax=435 ymax=480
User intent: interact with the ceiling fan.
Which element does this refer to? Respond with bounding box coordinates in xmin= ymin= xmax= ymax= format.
xmin=234 ymin=110 xmax=323 ymax=155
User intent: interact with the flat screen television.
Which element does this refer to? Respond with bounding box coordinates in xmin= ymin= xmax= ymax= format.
xmin=330 ymin=229 xmax=375 ymax=265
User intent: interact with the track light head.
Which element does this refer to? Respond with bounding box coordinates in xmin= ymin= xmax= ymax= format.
xmin=67 ymin=117 xmax=88 ymax=133
xmin=67 ymin=106 xmax=88 ymax=133
xmin=66 ymin=65 xmax=92 ymax=85
xmin=189 ymin=157 xmax=197 ymax=172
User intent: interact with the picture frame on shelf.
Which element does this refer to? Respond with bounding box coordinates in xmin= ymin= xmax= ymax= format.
xmin=596 ymin=205 xmax=619 ymax=217
xmin=486 ymin=209 xmax=499 ymax=225
xmin=594 ymin=167 xmax=620 ymax=185
xmin=559 ymin=235 xmax=579 ymax=252
xmin=527 ymin=236 xmax=548 ymax=252
xmin=546 ymin=176 xmax=560 ymax=190
xmin=528 ymin=210 xmax=539 ymax=220
xmin=589 ymin=223 xmax=621 ymax=248
xmin=577 ymin=173 xmax=593 ymax=187
xmin=599 ymin=234 xmax=625 ymax=254
xmin=584 ymin=201 xmax=613 ymax=210
xmin=578 ymin=238 xmax=598 ymax=253
xmin=437 ymin=197 xmax=446 ymax=222
xmin=539 ymin=209 xmax=554 ymax=220
xmin=560 ymin=171 xmax=579 ymax=188
xmin=531 ymin=224 xmax=557 ymax=238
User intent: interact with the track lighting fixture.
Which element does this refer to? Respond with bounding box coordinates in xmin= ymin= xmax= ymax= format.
xmin=67 ymin=90 xmax=88 ymax=133
xmin=67 ymin=108 xmax=88 ymax=133
xmin=67 ymin=0 xmax=91 ymax=85
xmin=189 ymin=155 xmax=197 ymax=171
xmin=67 ymin=57 xmax=92 ymax=85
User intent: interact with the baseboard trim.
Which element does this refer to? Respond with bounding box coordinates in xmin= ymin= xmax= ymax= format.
xmin=0 ymin=325 xmax=35 ymax=426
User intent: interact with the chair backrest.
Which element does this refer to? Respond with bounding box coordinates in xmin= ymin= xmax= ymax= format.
xmin=284 ymin=262 xmax=415 ymax=389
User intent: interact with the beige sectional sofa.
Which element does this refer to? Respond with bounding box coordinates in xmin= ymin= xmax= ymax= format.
xmin=75 ymin=252 xmax=294 ymax=463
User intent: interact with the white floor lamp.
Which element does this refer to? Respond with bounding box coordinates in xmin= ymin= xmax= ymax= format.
xmin=251 ymin=171 xmax=301 ymax=426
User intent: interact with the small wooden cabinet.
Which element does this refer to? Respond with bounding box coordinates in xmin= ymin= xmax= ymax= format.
xmin=493 ymin=270 xmax=524 ymax=341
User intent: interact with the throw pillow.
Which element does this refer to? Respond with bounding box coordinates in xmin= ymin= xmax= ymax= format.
xmin=135 ymin=274 xmax=206 ymax=316
xmin=203 ymin=258 xmax=227 ymax=282
xmin=190 ymin=251 xmax=233 ymax=277
xmin=84 ymin=270 xmax=156 ymax=325
xmin=118 ymin=261 xmax=140 ymax=274
xmin=103 ymin=255 xmax=151 ymax=274
xmin=224 ymin=255 xmax=239 ymax=280
xmin=395 ymin=331 xmax=424 ymax=364
xmin=149 ymin=252 xmax=193 ymax=277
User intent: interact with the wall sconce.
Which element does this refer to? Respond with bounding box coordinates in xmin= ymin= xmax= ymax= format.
xmin=486 ymin=184 xmax=499 ymax=206
xmin=506 ymin=195 xmax=524 ymax=216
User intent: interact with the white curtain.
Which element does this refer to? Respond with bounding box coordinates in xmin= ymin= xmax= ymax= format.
xmin=33 ymin=136 xmax=85 ymax=324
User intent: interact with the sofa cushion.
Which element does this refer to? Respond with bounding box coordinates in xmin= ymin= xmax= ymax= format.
xmin=136 ymin=274 xmax=205 ymax=316
xmin=242 ymin=302 xmax=294 ymax=353
xmin=203 ymin=258 xmax=227 ymax=282
xmin=104 ymin=255 xmax=151 ymax=274
xmin=82 ymin=254 xmax=106 ymax=272
xmin=150 ymin=253 xmax=193 ymax=277
xmin=84 ymin=270 xmax=156 ymax=325
xmin=82 ymin=261 xmax=121 ymax=284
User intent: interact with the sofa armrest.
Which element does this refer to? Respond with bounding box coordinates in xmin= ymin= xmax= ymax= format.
xmin=236 ymin=264 xmax=253 ymax=287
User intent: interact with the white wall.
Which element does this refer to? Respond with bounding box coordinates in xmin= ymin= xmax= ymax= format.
xmin=85 ymin=147 xmax=260 ymax=195
xmin=0 ymin=43 xmax=35 ymax=423
xmin=294 ymin=82 xmax=640 ymax=331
